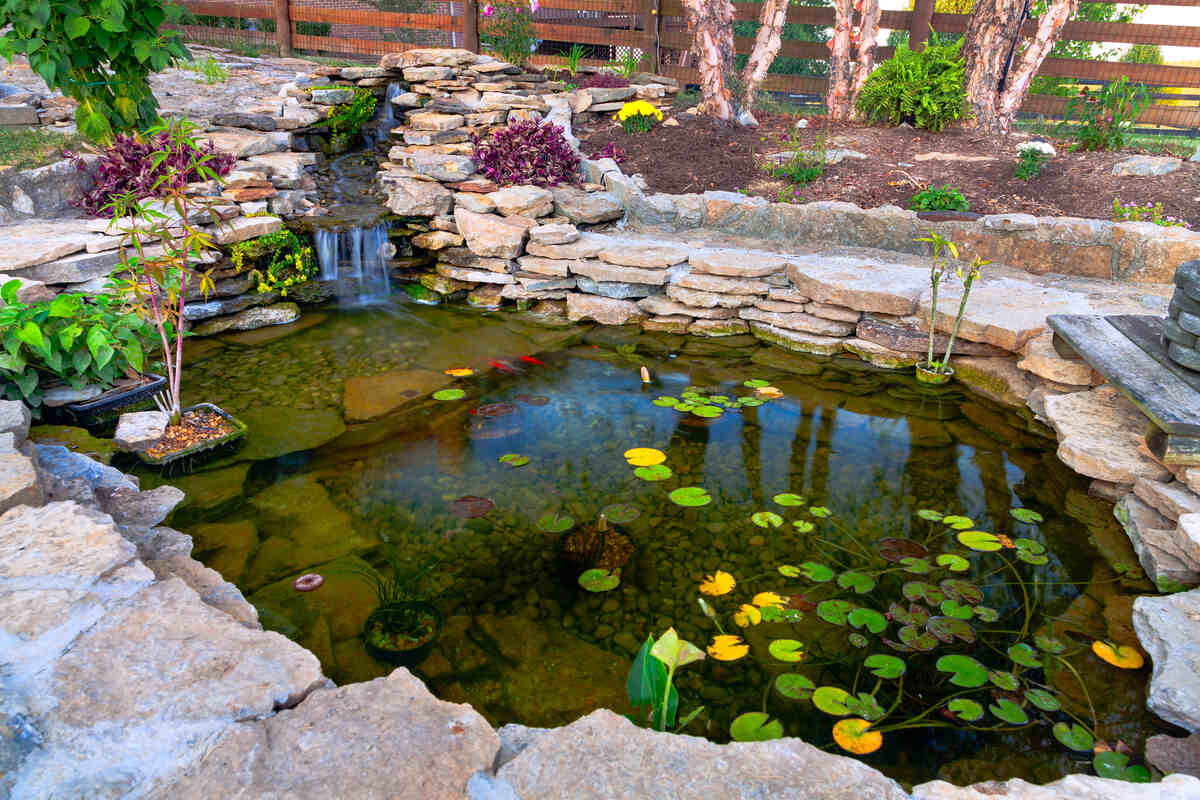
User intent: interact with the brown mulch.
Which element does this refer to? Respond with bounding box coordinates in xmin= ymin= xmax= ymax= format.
xmin=577 ymin=114 xmax=1200 ymax=229
xmin=144 ymin=407 xmax=236 ymax=459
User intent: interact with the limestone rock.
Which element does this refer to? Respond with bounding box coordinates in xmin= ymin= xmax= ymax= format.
xmin=405 ymin=110 xmax=463 ymax=130
xmin=921 ymin=279 xmax=1091 ymax=353
xmin=689 ymin=318 xmax=749 ymax=337
xmin=1018 ymin=333 xmax=1097 ymax=386
xmin=666 ymin=284 xmax=756 ymax=310
xmin=144 ymin=554 xmax=259 ymax=628
xmin=1043 ymin=388 xmax=1171 ymax=484
xmin=529 ymin=223 xmax=578 ymax=245
xmin=437 ymin=263 xmax=515 ymax=284
xmin=643 ymin=315 xmax=691 ymax=333
xmin=101 ymin=485 xmax=186 ymax=532
xmin=787 ymin=256 xmax=928 ymax=316
xmin=381 ymin=48 xmax=478 ymax=69
xmin=191 ymin=303 xmax=301 ymax=336
xmin=1133 ymin=588 xmax=1200 ymax=732
xmin=1134 ymin=479 xmax=1200 ymax=522
xmin=739 ymin=306 xmax=856 ymax=337
xmin=598 ymin=241 xmax=690 ymax=269
xmin=212 ymin=215 xmax=283 ymax=245
xmin=566 ymin=294 xmax=646 ymax=325
xmin=575 ymin=277 xmax=659 ymax=300
xmin=0 ymin=400 xmax=31 ymax=440
xmin=952 ymin=357 xmax=1035 ymax=408
xmin=163 ymin=669 xmax=498 ymax=799
xmin=526 ymin=232 xmax=610 ymax=260
xmin=1112 ymin=155 xmax=1181 ymax=177
xmin=689 ymin=248 xmax=788 ymax=278
xmin=184 ymin=291 xmax=278 ymax=321
xmin=488 ymin=186 xmax=554 ymax=218
xmin=843 ymin=338 xmax=918 ymax=369
xmin=806 ymin=302 xmax=861 ymax=323
xmin=455 ymin=191 xmax=496 ymax=214
xmin=455 ymin=209 xmax=528 ymax=259
xmin=387 ymin=150 xmax=476 ymax=182
xmin=571 ymin=260 xmax=674 ymax=286
xmin=675 ymin=272 xmax=769 ymax=295
xmin=498 ymin=709 xmax=907 ymax=799
xmin=412 ymin=230 xmax=463 ymax=250
xmin=1181 ymin=514 xmax=1200 ymax=566
xmin=205 ymin=130 xmax=287 ymax=158
xmin=749 ymin=322 xmax=845 ymax=356
xmin=384 ymin=175 xmax=453 ymax=216
xmin=0 ymin=219 xmax=95 ymax=270
xmin=855 ymin=317 xmax=1008 ymax=358
xmin=1116 ymin=495 xmax=1200 ymax=589
xmin=551 ymin=186 xmax=623 ymax=224
xmin=0 ymin=448 xmax=42 ymax=514
xmin=911 ymin=774 xmax=1200 ymax=799
xmin=516 ymin=256 xmax=572 ymax=277
xmin=638 ymin=296 xmax=734 ymax=320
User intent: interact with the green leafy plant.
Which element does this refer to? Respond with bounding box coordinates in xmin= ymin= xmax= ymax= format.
xmin=1060 ymin=76 xmax=1149 ymax=152
xmin=625 ymin=628 xmax=705 ymax=732
xmin=480 ymin=0 xmax=538 ymax=68
xmin=563 ymin=42 xmax=586 ymax=76
xmin=230 ymin=230 xmax=317 ymax=298
xmin=319 ymin=87 xmax=377 ymax=151
xmin=0 ymin=284 xmax=152 ymax=412
xmin=915 ymin=232 xmax=987 ymax=379
xmin=346 ymin=540 xmax=442 ymax=654
xmin=764 ymin=131 xmax=826 ymax=187
xmin=608 ymin=48 xmax=644 ymax=79
xmin=0 ymin=0 xmax=191 ymax=141
xmin=1014 ymin=149 xmax=1050 ymax=181
xmin=856 ymin=40 xmax=966 ymax=132
xmin=1113 ymin=198 xmax=1191 ymax=230
xmin=181 ymin=54 xmax=228 ymax=85
xmin=909 ymin=185 xmax=969 ymax=213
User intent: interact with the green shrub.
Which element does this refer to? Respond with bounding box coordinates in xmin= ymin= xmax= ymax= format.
xmin=1060 ymin=76 xmax=1149 ymax=152
xmin=909 ymin=185 xmax=969 ymax=212
xmin=856 ymin=40 xmax=965 ymax=132
xmin=1014 ymin=149 xmax=1050 ymax=181
xmin=0 ymin=0 xmax=191 ymax=141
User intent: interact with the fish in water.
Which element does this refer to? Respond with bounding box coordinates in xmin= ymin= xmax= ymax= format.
xmin=489 ymin=359 xmax=519 ymax=374
xmin=520 ymin=355 xmax=546 ymax=366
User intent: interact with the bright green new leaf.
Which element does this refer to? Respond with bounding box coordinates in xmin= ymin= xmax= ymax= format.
xmin=936 ymin=553 xmax=971 ymax=572
xmin=864 ymin=654 xmax=906 ymax=679
xmin=942 ymin=515 xmax=974 ymax=530
xmin=669 ymin=486 xmax=711 ymax=507
xmin=1093 ymin=752 xmax=1151 ymax=783
xmin=901 ymin=557 xmax=933 ymax=574
xmin=768 ymin=639 xmax=806 ymax=662
xmin=778 ymin=564 xmax=802 ymax=578
xmin=799 ymin=562 xmax=834 ymax=582
xmin=812 ymin=686 xmax=852 ymax=716
xmin=947 ymin=698 xmax=984 ymax=721
xmin=957 ymin=530 xmax=1003 ymax=552
xmin=936 ymin=654 xmax=989 ymax=687
xmin=743 ymin=379 xmax=770 ymax=388
xmin=578 ymin=568 xmax=620 ymax=592
xmin=793 ymin=520 xmax=814 ymax=533
xmin=730 ymin=711 xmax=783 ymax=741
xmin=773 ymin=493 xmax=806 ymax=507
xmin=634 ymin=464 xmax=672 ymax=482
xmin=1052 ymin=722 xmax=1094 ymax=752
xmin=1010 ymin=507 xmax=1044 ymax=524
xmin=433 ymin=388 xmax=466 ymax=401
xmin=837 ymin=571 xmax=875 ymax=594
xmin=751 ymin=511 xmax=783 ymax=528
xmin=498 ymin=453 xmax=529 ymax=467
xmin=809 ymin=506 xmax=831 ymax=518
xmin=988 ymin=698 xmax=1028 ymax=725
xmin=917 ymin=509 xmax=944 ymax=521
xmin=652 ymin=396 xmax=678 ymax=407
xmin=691 ymin=405 xmax=723 ymax=418
xmin=1007 ymin=643 xmax=1041 ymax=668
xmin=847 ymin=607 xmax=887 ymax=634
xmin=940 ymin=599 xmax=974 ymax=620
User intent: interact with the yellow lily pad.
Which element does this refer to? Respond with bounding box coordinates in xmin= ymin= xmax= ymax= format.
xmin=624 ymin=447 xmax=666 ymax=467
xmin=1092 ymin=641 xmax=1145 ymax=669
xmin=833 ymin=718 xmax=883 ymax=754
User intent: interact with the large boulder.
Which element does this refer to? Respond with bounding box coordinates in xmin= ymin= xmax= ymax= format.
xmin=382 ymin=174 xmax=452 ymax=217
xmin=1133 ymin=588 xmax=1200 ymax=733
xmin=1042 ymin=387 xmax=1171 ymax=485
xmin=912 ymin=774 xmax=1199 ymax=799
xmin=455 ymin=208 xmax=528 ymax=259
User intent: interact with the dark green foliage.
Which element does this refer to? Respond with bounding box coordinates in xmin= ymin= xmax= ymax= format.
xmin=909 ymin=185 xmax=969 ymax=213
xmin=1060 ymin=76 xmax=1149 ymax=152
xmin=322 ymin=87 xmax=377 ymax=150
xmin=1014 ymin=149 xmax=1050 ymax=181
xmin=0 ymin=0 xmax=192 ymax=141
xmin=856 ymin=40 xmax=965 ymax=132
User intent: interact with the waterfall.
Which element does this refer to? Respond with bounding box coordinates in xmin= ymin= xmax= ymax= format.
xmin=363 ymin=82 xmax=403 ymax=149
xmin=312 ymin=222 xmax=392 ymax=304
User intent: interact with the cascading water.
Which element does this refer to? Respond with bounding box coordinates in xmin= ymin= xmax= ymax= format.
xmin=363 ymin=82 xmax=403 ymax=150
xmin=313 ymin=222 xmax=393 ymax=305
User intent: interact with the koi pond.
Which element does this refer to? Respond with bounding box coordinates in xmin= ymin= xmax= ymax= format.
xmin=145 ymin=298 xmax=1164 ymax=786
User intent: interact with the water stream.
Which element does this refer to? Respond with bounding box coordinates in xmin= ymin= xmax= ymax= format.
xmin=312 ymin=222 xmax=392 ymax=305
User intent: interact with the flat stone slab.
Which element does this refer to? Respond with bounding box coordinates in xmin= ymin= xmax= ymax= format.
xmin=1042 ymin=386 xmax=1171 ymax=484
xmin=689 ymin=248 xmax=789 ymax=278
xmin=749 ymin=322 xmax=844 ymax=356
xmin=571 ymin=260 xmax=673 ymax=286
xmin=739 ymin=306 xmax=855 ymax=337
xmin=0 ymin=220 xmax=98 ymax=270
xmin=924 ymin=279 xmax=1092 ymax=352
xmin=598 ymin=241 xmax=690 ymax=269
xmin=786 ymin=255 xmax=928 ymax=316
xmin=1133 ymin=588 xmax=1200 ymax=733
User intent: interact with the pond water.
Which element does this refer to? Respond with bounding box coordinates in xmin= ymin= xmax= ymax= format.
xmin=148 ymin=298 xmax=1161 ymax=786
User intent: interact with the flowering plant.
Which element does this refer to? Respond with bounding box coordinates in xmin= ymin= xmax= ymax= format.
xmin=481 ymin=0 xmax=538 ymax=67
xmin=1060 ymin=75 xmax=1149 ymax=152
xmin=614 ymin=99 xmax=662 ymax=134
xmin=1113 ymin=199 xmax=1191 ymax=229
xmin=230 ymin=230 xmax=318 ymax=297
xmin=470 ymin=120 xmax=581 ymax=187
xmin=590 ymin=141 xmax=626 ymax=164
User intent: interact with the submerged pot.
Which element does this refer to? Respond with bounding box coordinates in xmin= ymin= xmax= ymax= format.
xmin=915 ymin=362 xmax=954 ymax=386
xmin=362 ymin=600 xmax=443 ymax=667
xmin=136 ymin=402 xmax=247 ymax=474
xmin=42 ymin=373 xmax=167 ymax=426
xmin=559 ymin=514 xmax=636 ymax=589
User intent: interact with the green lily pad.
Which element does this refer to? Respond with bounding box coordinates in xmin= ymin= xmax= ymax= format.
xmin=989 ymin=698 xmax=1028 ymax=725
xmin=848 ymin=607 xmax=887 ymax=635
xmin=879 ymin=538 xmax=930 ymax=563
xmin=848 ymin=632 xmax=869 ymax=648
xmin=1010 ymin=507 xmax=1044 ymax=524
xmin=634 ymin=464 xmax=672 ymax=482
xmin=793 ymin=520 xmax=815 ymax=533
xmin=778 ymin=564 xmax=802 ymax=578
xmin=601 ymin=503 xmax=641 ymax=524
xmin=730 ymin=711 xmax=783 ymax=742
xmin=498 ymin=453 xmax=529 ymax=467
xmin=864 ymin=654 xmax=906 ymax=679
xmin=817 ymin=599 xmax=855 ymax=626
xmin=918 ymin=509 xmax=945 ymax=522
xmin=837 ymin=571 xmax=875 ymax=594
xmin=973 ymin=606 xmax=1000 ymax=622
xmin=1008 ymin=643 xmax=1041 ymax=668
xmin=897 ymin=625 xmax=938 ymax=651
xmin=692 ymin=405 xmax=724 ymax=419
xmin=751 ymin=511 xmax=784 ymax=528
xmin=737 ymin=397 xmax=764 ymax=408
xmin=774 ymin=673 xmax=816 ymax=699
xmin=845 ymin=692 xmax=886 ymax=722
xmin=674 ymin=403 xmax=695 ymax=413
xmin=743 ymin=379 xmax=770 ymax=388
xmin=936 ymin=654 xmax=989 ymax=687
xmin=903 ymin=581 xmax=945 ymax=605
xmin=936 ymin=553 xmax=971 ymax=572
xmin=1024 ymin=688 xmax=1060 ymax=711
xmin=958 ymin=530 xmax=1003 ymax=552
xmin=668 ymin=486 xmax=711 ymax=507
xmin=433 ymin=388 xmax=466 ymax=401
xmin=1034 ymin=634 xmax=1067 ymax=654
xmin=940 ymin=579 xmax=983 ymax=605
xmin=890 ymin=603 xmax=930 ymax=626
xmin=901 ymin=557 xmax=933 ymax=574
xmin=927 ymin=615 xmax=975 ymax=644
xmin=809 ymin=506 xmax=832 ymax=518
xmin=947 ymin=698 xmax=984 ymax=722
xmin=1014 ymin=538 xmax=1046 ymax=554
xmin=768 ymin=639 xmax=806 ymax=662
xmin=652 ymin=396 xmax=679 ymax=407
xmin=578 ymin=568 xmax=620 ymax=592
xmin=1016 ymin=551 xmax=1049 ymax=565
xmin=812 ymin=686 xmax=852 ymax=716
xmin=773 ymin=492 xmax=807 ymax=507
xmin=1053 ymin=722 xmax=1095 ymax=752
xmin=942 ymin=515 xmax=975 ymax=530
xmin=1093 ymin=752 xmax=1151 ymax=783
xmin=988 ymin=670 xmax=1020 ymax=691
xmin=940 ymin=599 xmax=974 ymax=620
xmin=799 ymin=561 xmax=834 ymax=582
xmin=537 ymin=512 xmax=576 ymax=533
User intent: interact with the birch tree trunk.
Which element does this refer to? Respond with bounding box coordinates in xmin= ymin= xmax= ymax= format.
xmin=963 ymin=0 xmax=1078 ymax=133
xmin=827 ymin=0 xmax=883 ymax=120
xmin=681 ymin=0 xmax=737 ymax=121
xmin=740 ymin=0 xmax=789 ymax=110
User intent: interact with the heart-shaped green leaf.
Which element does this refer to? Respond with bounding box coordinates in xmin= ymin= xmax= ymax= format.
xmin=1014 ymin=538 xmax=1045 ymax=554
xmin=939 ymin=579 xmax=983 ymax=605
xmin=948 ymin=698 xmax=984 ymax=721
xmin=918 ymin=509 xmax=945 ymax=522
xmin=1010 ymin=508 xmax=1044 ymax=524
xmin=669 ymin=486 xmax=711 ymax=507
xmin=634 ymin=464 xmax=673 ymax=481
xmin=793 ymin=520 xmax=815 ymax=533
xmin=773 ymin=493 xmax=806 ymax=507
xmin=778 ymin=564 xmax=802 ymax=578
xmin=812 ymin=686 xmax=852 ymax=716
xmin=942 ymin=515 xmax=975 ymax=530
xmin=799 ymin=562 xmax=834 ymax=582
xmin=651 ymin=627 xmax=706 ymax=669
xmin=901 ymin=557 xmax=933 ymax=574
xmin=844 ymin=692 xmax=886 ymax=722
xmin=743 ymin=378 xmax=770 ymax=388
xmin=1017 ymin=551 xmax=1049 ymax=565
xmin=774 ymin=673 xmax=815 ymax=699
xmin=989 ymin=698 xmax=1028 ymax=725
xmin=1093 ymin=752 xmax=1151 ymax=783
xmin=936 ymin=553 xmax=971 ymax=572
xmin=752 ymin=511 xmax=783 ymax=528
xmin=898 ymin=625 xmax=938 ymax=651
xmin=730 ymin=711 xmax=783 ymax=741
xmin=973 ymin=606 xmax=1000 ymax=623
xmin=498 ymin=453 xmax=529 ymax=467
xmin=537 ymin=512 xmax=575 ymax=532
xmin=692 ymin=405 xmax=723 ymax=418
xmin=768 ymin=639 xmax=806 ymax=662
xmin=848 ymin=607 xmax=887 ymax=634
xmin=1024 ymin=688 xmax=1060 ymax=711
xmin=864 ymin=654 xmax=906 ymax=679
xmin=927 ymin=616 xmax=975 ymax=644
xmin=1052 ymin=722 xmax=1094 ymax=752
xmin=1007 ymin=643 xmax=1041 ymax=668
xmin=936 ymin=654 xmax=988 ymax=687
xmin=940 ymin=599 xmax=974 ymax=620
xmin=837 ymin=571 xmax=875 ymax=594
xmin=848 ymin=632 xmax=869 ymax=648
xmin=601 ymin=503 xmax=640 ymax=524
xmin=903 ymin=582 xmax=945 ymax=605
xmin=957 ymin=530 xmax=1002 ymax=551
xmin=809 ymin=506 xmax=831 ymax=518
xmin=652 ymin=395 xmax=679 ymax=407
xmin=817 ymin=599 xmax=855 ymax=626
xmin=578 ymin=568 xmax=619 ymax=592
xmin=988 ymin=670 xmax=1020 ymax=691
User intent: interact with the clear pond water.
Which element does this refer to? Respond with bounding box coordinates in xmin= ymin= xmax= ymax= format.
xmin=147 ymin=298 xmax=1162 ymax=786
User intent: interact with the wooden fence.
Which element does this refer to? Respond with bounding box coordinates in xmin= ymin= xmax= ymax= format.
xmin=173 ymin=0 xmax=1200 ymax=129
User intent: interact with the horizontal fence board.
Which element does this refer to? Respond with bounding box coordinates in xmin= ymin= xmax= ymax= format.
xmin=181 ymin=1 xmax=274 ymax=18
xmin=929 ymin=12 xmax=1200 ymax=46
xmin=176 ymin=24 xmax=275 ymax=42
xmin=289 ymin=6 xmax=454 ymax=29
xmin=1022 ymin=93 xmax=1200 ymax=127
xmin=1039 ymin=57 xmax=1200 ymax=88
xmin=535 ymin=22 xmax=653 ymax=46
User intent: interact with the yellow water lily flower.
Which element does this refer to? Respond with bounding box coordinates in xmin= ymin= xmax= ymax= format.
xmin=833 ymin=718 xmax=883 ymax=754
xmin=699 ymin=570 xmax=736 ymax=596
xmin=707 ymin=634 xmax=749 ymax=661
xmin=752 ymin=591 xmax=785 ymax=609
xmin=1092 ymin=640 xmax=1145 ymax=669
xmin=444 ymin=367 xmax=474 ymax=377
xmin=733 ymin=603 xmax=762 ymax=627
xmin=624 ymin=447 xmax=666 ymax=467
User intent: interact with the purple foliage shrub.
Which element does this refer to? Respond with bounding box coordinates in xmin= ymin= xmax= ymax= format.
xmin=580 ymin=73 xmax=630 ymax=89
xmin=470 ymin=120 xmax=581 ymax=188
xmin=70 ymin=131 xmax=235 ymax=217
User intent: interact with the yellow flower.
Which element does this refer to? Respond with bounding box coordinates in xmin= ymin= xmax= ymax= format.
xmin=699 ymin=570 xmax=735 ymax=596
xmin=614 ymin=99 xmax=663 ymax=122
xmin=733 ymin=603 xmax=761 ymax=627
xmin=752 ymin=591 xmax=785 ymax=609
xmin=707 ymin=634 xmax=749 ymax=661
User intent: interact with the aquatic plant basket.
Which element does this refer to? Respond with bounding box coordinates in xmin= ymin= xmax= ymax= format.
xmin=135 ymin=402 xmax=247 ymax=475
xmin=42 ymin=373 xmax=167 ymax=426
xmin=362 ymin=600 xmax=443 ymax=667
xmin=915 ymin=362 xmax=954 ymax=386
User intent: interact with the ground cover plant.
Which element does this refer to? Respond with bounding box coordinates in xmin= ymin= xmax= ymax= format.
xmin=1014 ymin=148 xmax=1050 ymax=182
xmin=1112 ymin=199 xmax=1192 ymax=230
xmin=909 ymin=185 xmax=969 ymax=213
xmin=470 ymin=119 xmax=580 ymax=187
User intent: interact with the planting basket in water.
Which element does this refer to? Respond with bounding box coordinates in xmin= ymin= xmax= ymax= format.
xmin=558 ymin=519 xmax=636 ymax=590
xmin=136 ymin=402 xmax=247 ymax=475
xmin=42 ymin=373 xmax=167 ymax=427
xmin=915 ymin=362 xmax=954 ymax=386
xmin=362 ymin=600 xmax=443 ymax=667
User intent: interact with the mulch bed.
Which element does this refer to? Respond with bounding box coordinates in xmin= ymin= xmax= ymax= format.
xmin=143 ymin=407 xmax=236 ymax=460
xmin=577 ymin=113 xmax=1200 ymax=229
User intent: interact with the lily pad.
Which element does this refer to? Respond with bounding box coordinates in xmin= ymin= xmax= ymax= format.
xmin=903 ymin=581 xmax=945 ymax=605
xmin=474 ymin=402 xmax=516 ymax=418
xmin=917 ymin=509 xmax=945 ymax=522
xmin=848 ymin=607 xmax=887 ymax=634
xmin=773 ymin=492 xmax=807 ymax=507
xmin=958 ymin=530 xmax=1003 ymax=552
xmin=832 ymin=718 xmax=882 ymax=754
xmin=768 ymin=639 xmax=806 ymax=662
xmin=889 ymin=603 xmax=930 ymax=626
xmin=1092 ymin=641 xmax=1145 ymax=669
xmin=988 ymin=670 xmax=1020 ymax=691
xmin=864 ymin=654 xmax=906 ymax=679
xmin=901 ymin=557 xmax=933 ymax=574
xmin=652 ymin=396 xmax=679 ymax=407
xmin=1010 ymin=507 xmax=1044 ymax=524
xmin=578 ymin=568 xmax=620 ymax=592
xmin=927 ymin=615 xmax=975 ymax=644
xmin=936 ymin=654 xmax=988 ymax=687
xmin=498 ymin=453 xmax=529 ymax=467
xmin=601 ymin=503 xmax=641 ymax=524
xmin=989 ymin=698 xmax=1028 ymax=725
xmin=775 ymin=673 xmax=816 ymax=699
xmin=897 ymin=625 xmax=938 ymax=651
xmin=973 ymin=606 xmax=1000 ymax=623
xmin=947 ymin=698 xmax=984 ymax=722
xmin=942 ymin=515 xmax=975 ymax=530
xmin=737 ymin=397 xmax=765 ymax=408
xmin=1007 ymin=643 xmax=1041 ymax=668
xmin=793 ymin=520 xmax=815 ymax=533
xmin=730 ymin=712 xmax=783 ymax=742
xmin=624 ymin=447 xmax=666 ymax=467
xmin=634 ymin=464 xmax=672 ymax=482
xmin=451 ymin=495 xmax=494 ymax=518
xmin=1016 ymin=550 xmax=1049 ymax=566
xmin=817 ymin=599 xmax=855 ymax=626
xmin=940 ymin=599 xmax=974 ymax=620
xmin=1034 ymin=634 xmax=1067 ymax=654
xmin=669 ymin=486 xmax=712 ymax=507
xmin=940 ymin=579 xmax=983 ymax=605
xmin=848 ymin=632 xmax=869 ymax=648
xmin=799 ymin=561 xmax=834 ymax=582
xmin=1024 ymin=688 xmax=1060 ymax=711
xmin=433 ymin=388 xmax=466 ymax=401
xmin=1093 ymin=752 xmax=1151 ymax=783
xmin=691 ymin=405 xmax=724 ymax=419
xmin=778 ymin=564 xmax=802 ymax=578
xmin=1052 ymin=721 xmax=1095 ymax=752
xmin=536 ymin=512 xmax=575 ymax=532
xmin=844 ymin=692 xmax=886 ymax=722
xmin=879 ymin=537 xmax=930 ymax=562
xmin=809 ymin=506 xmax=832 ymax=518
xmin=751 ymin=511 xmax=784 ymax=528
xmin=935 ymin=553 xmax=971 ymax=572
xmin=837 ymin=571 xmax=875 ymax=594
xmin=812 ymin=686 xmax=852 ymax=716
